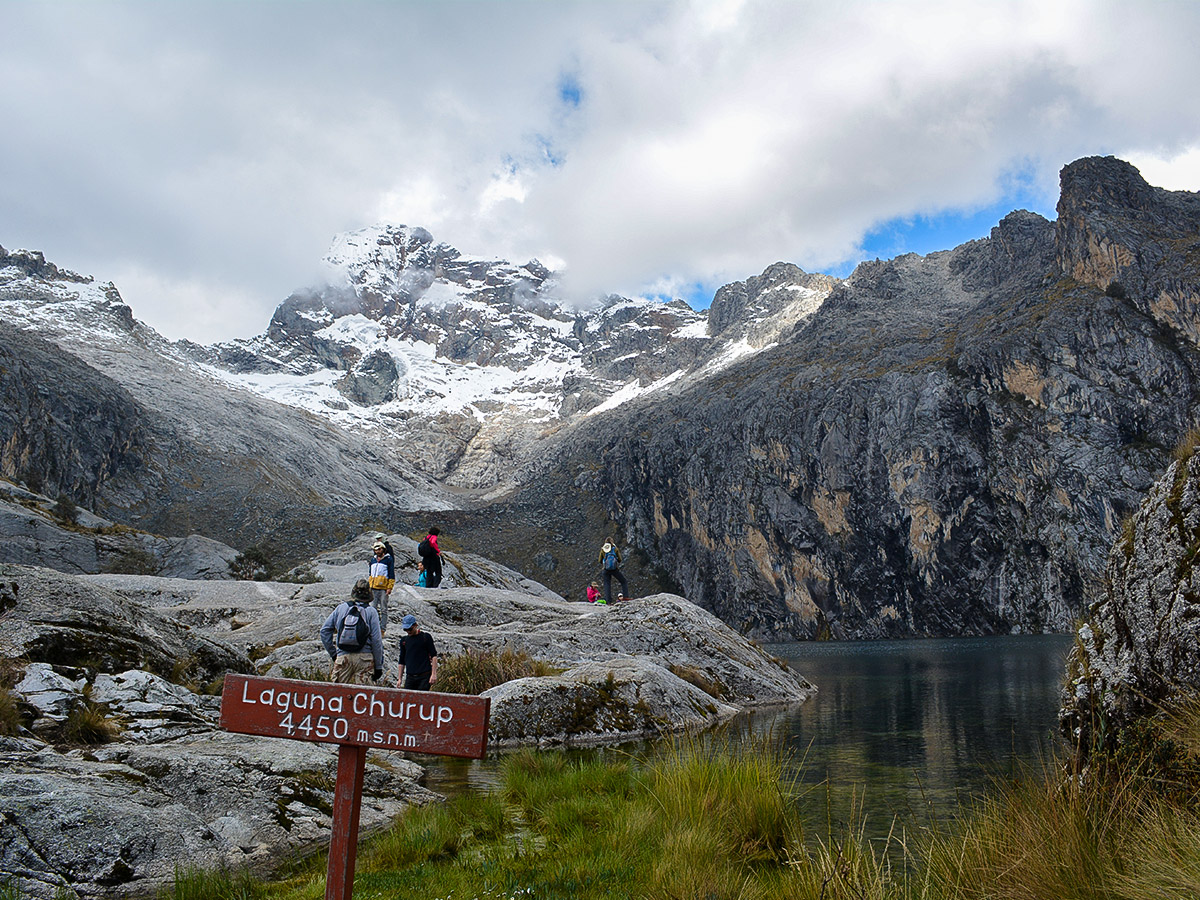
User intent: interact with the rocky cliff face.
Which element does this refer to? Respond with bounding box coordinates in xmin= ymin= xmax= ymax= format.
xmin=1060 ymin=445 xmax=1200 ymax=749
xmin=540 ymin=157 xmax=1200 ymax=639
xmin=0 ymin=323 xmax=150 ymax=507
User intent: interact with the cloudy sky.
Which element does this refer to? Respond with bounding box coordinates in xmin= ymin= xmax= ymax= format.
xmin=4 ymin=0 xmax=1200 ymax=343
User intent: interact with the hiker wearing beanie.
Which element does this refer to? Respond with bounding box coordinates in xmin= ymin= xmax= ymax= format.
xmin=319 ymin=579 xmax=384 ymax=684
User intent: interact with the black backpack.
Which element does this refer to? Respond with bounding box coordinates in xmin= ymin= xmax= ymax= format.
xmin=418 ymin=537 xmax=434 ymax=558
xmin=337 ymin=603 xmax=370 ymax=652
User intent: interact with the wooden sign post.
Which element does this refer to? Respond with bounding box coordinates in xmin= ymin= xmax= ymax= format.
xmin=220 ymin=674 xmax=490 ymax=900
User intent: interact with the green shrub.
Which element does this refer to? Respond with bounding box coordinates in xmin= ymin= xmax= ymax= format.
xmin=0 ymin=690 xmax=22 ymax=736
xmin=52 ymin=494 xmax=78 ymax=525
xmin=230 ymin=545 xmax=272 ymax=581
xmin=101 ymin=547 xmax=161 ymax=575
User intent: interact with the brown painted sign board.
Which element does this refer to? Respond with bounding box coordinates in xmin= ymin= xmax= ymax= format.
xmin=220 ymin=674 xmax=491 ymax=759
xmin=220 ymin=674 xmax=492 ymax=900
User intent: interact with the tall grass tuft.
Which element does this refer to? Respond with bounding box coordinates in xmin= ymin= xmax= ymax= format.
xmin=437 ymin=648 xmax=564 ymax=695
xmin=1174 ymin=424 xmax=1200 ymax=463
xmin=644 ymin=736 xmax=795 ymax=864
xmin=159 ymin=865 xmax=265 ymax=900
xmin=919 ymin=765 xmax=1130 ymax=899
xmin=61 ymin=700 xmax=120 ymax=745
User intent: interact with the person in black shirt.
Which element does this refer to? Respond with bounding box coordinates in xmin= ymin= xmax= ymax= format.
xmin=397 ymin=613 xmax=438 ymax=690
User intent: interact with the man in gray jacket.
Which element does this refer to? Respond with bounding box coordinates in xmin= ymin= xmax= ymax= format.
xmin=319 ymin=579 xmax=384 ymax=684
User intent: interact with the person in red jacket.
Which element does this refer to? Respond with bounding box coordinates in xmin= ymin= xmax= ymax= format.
xmin=419 ymin=527 xmax=443 ymax=588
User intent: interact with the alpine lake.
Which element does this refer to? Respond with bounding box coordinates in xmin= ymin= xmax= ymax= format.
xmin=420 ymin=634 xmax=1075 ymax=838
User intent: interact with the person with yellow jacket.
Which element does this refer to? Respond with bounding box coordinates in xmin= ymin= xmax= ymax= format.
xmin=367 ymin=540 xmax=395 ymax=635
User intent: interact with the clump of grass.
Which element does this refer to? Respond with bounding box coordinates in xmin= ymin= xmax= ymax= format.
xmin=0 ymin=654 xmax=23 ymax=736
xmin=0 ymin=690 xmax=21 ymax=736
xmin=437 ymin=648 xmax=564 ymax=695
xmin=61 ymin=700 xmax=121 ymax=745
xmin=1174 ymin=424 xmax=1200 ymax=463
xmin=644 ymin=736 xmax=794 ymax=864
xmin=279 ymin=664 xmax=331 ymax=682
xmin=668 ymin=662 xmax=728 ymax=699
xmin=159 ymin=864 xmax=266 ymax=900
xmin=919 ymin=762 xmax=1124 ymax=898
xmin=249 ymin=635 xmax=303 ymax=662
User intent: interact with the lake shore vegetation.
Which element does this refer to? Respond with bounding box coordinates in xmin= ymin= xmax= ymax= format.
xmin=134 ymin=701 xmax=1200 ymax=899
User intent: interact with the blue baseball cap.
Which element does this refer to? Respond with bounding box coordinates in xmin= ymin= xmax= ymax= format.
xmin=400 ymin=614 xmax=417 ymax=630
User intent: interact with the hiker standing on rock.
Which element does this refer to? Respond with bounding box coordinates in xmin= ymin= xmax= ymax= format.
xmin=367 ymin=540 xmax=395 ymax=635
xmin=418 ymin=527 xmax=443 ymax=588
xmin=319 ymin=579 xmax=384 ymax=684
xmin=598 ymin=540 xmax=630 ymax=605
xmin=397 ymin=614 xmax=438 ymax=690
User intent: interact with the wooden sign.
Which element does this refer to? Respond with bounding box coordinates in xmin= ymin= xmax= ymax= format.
xmin=220 ymin=674 xmax=491 ymax=900
xmin=220 ymin=674 xmax=490 ymax=759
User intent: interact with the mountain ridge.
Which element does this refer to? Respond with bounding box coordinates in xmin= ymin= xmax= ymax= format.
xmin=3 ymin=155 xmax=1198 ymax=638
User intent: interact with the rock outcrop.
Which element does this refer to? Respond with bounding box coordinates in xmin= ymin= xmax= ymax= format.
xmin=0 ymin=479 xmax=240 ymax=578
xmin=1060 ymin=446 xmax=1200 ymax=749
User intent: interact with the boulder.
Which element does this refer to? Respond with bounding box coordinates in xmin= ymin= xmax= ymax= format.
xmin=14 ymin=663 xmax=87 ymax=727
xmin=0 ymin=730 xmax=434 ymax=900
xmin=0 ymin=565 xmax=252 ymax=683
xmin=485 ymin=657 xmax=739 ymax=747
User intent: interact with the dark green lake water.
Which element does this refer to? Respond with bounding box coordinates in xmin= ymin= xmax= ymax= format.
xmin=754 ymin=634 xmax=1075 ymax=831
xmin=424 ymin=634 xmax=1075 ymax=831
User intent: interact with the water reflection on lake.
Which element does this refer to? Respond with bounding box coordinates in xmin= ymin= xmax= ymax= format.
xmin=751 ymin=634 xmax=1074 ymax=830
xmin=422 ymin=635 xmax=1074 ymax=832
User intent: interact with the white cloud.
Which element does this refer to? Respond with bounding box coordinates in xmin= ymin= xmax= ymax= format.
xmin=1124 ymin=147 xmax=1200 ymax=193
xmin=2 ymin=0 xmax=1199 ymax=340
xmin=109 ymin=265 xmax=269 ymax=345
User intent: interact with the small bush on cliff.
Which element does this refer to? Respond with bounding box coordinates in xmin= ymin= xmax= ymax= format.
xmin=0 ymin=691 xmax=20 ymax=737
xmin=0 ymin=656 xmax=22 ymax=736
xmin=51 ymin=493 xmax=78 ymax=525
xmin=230 ymin=545 xmax=272 ymax=581
xmin=101 ymin=547 xmax=161 ymax=576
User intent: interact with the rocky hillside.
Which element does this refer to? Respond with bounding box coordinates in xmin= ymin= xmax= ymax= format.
xmin=0 ymin=247 xmax=453 ymax=555
xmin=524 ymin=157 xmax=1200 ymax=638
